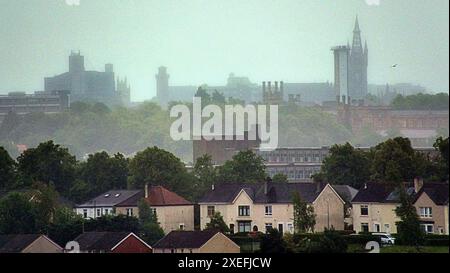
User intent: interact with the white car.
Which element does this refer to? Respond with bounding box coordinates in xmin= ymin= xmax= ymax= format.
xmin=373 ymin=233 xmax=396 ymax=245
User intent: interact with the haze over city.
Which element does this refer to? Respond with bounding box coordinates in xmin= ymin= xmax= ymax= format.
xmin=0 ymin=0 xmax=448 ymax=102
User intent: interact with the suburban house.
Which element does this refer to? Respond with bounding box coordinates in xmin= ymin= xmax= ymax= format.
xmin=141 ymin=185 xmax=195 ymax=233
xmin=0 ymin=234 xmax=63 ymax=253
xmin=352 ymin=178 xmax=449 ymax=234
xmin=199 ymin=182 xmax=354 ymax=233
xmin=412 ymin=182 xmax=449 ymax=235
xmin=73 ymin=232 xmax=152 ymax=253
xmin=75 ymin=190 xmax=143 ymax=219
xmin=351 ymin=182 xmax=404 ymax=234
xmin=152 ymin=230 xmax=240 ymax=253
xmin=75 ymin=186 xmax=194 ymax=234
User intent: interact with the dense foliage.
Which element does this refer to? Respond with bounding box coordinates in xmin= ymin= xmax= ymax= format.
xmin=391 ymin=93 xmax=449 ymax=110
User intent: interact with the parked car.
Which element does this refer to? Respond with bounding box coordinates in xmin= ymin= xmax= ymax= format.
xmin=372 ymin=233 xmax=395 ymax=245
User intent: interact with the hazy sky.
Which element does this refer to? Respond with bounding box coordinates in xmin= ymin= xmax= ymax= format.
xmin=0 ymin=0 xmax=448 ymax=101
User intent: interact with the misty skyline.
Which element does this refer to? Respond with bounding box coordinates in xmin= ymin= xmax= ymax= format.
xmin=0 ymin=0 xmax=448 ymax=102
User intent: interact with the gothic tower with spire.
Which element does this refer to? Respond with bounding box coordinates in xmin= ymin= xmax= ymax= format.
xmin=348 ymin=16 xmax=368 ymax=101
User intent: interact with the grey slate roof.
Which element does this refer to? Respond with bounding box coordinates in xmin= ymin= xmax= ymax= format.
xmin=0 ymin=234 xmax=41 ymax=253
xmin=331 ymin=185 xmax=359 ymax=203
xmin=73 ymin=232 xmax=132 ymax=252
xmin=352 ymin=182 xmax=415 ymax=203
xmin=77 ymin=190 xmax=142 ymax=208
xmin=199 ymin=182 xmax=323 ymax=204
xmin=153 ymin=230 xmax=220 ymax=249
xmin=413 ymin=183 xmax=449 ymax=206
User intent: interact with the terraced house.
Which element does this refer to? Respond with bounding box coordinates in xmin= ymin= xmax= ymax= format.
xmin=199 ymin=182 xmax=356 ymax=234
xmin=352 ymin=179 xmax=449 ymax=235
xmin=75 ymin=186 xmax=194 ymax=233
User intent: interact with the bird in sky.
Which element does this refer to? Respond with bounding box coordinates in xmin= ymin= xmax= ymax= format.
xmin=392 ymin=64 xmax=398 ymax=68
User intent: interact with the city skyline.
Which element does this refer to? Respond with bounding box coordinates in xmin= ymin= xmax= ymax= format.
xmin=0 ymin=0 xmax=448 ymax=102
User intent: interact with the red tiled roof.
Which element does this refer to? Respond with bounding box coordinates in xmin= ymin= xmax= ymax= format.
xmin=145 ymin=186 xmax=192 ymax=206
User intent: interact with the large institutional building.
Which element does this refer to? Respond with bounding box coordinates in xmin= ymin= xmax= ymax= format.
xmin=44 ymin=51 xmax=130 ymax=106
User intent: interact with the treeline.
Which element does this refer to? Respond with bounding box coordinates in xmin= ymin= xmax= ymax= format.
xmin=391 ymin=93 xmax=449 ymax=110
xmin=314 ymin=137 xmax=449 ymax=189
xmin=0 ymin=95 xmax=358 ymax=162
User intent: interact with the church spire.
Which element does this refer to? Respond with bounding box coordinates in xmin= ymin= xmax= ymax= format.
xmin=354 ymin=16 xmax=360 ymax=33
xmin=352 ymin=16 xmax=363 ymax=52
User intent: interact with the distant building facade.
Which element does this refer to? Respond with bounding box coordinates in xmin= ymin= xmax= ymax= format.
xmin=262 ymin=81 xmax=284 ymax=105
xmin=193 ymin=130 xmax=261 ymax=165
xmin=154 ymin=67 xmax=335 ymax=107
xmin=337 ymin=104 xmax=449 ymax=146
xmin=0 ymin=90 xmax=70 ymax=123
xmin=45 ymin=51 xmax=125 ymax=106
xmin=256 ymin=146 xmax=437 ymax=183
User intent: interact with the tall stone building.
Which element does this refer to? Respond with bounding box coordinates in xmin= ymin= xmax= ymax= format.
xmin=117 ymin=77 xmax=131 ymax=106
xmin=155 ymin=66 xmax=170 ymax=109
xmin=262 ymin=81 xmax=284 ymax=105
xmin=44 ymin=51 xmax=123 ymax=106
xmin=348 ymin=17 xmax=368 ymax=101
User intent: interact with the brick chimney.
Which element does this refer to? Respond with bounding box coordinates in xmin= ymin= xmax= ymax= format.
xmin=145 ymin=183 xmax=149 ymax=198
xmin=414 ymin=177 xmax=424 ymax=193
xmin=316 ymin=180 xmax=323 ymax=194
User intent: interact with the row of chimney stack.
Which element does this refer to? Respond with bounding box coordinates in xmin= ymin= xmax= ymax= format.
xmin=262 ymin=81 xmax=284 ymax=93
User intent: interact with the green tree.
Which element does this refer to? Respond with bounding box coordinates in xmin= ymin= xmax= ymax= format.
xmin=217 ymin=150 xmax=266 ymax=183
xmin=31 ymin=182 xmax=60 ymax=232
xmin=391 ymin=93 xmax=449 ymax=110
xmin=0 ymin=147 xmax=17 ymax=190
xmin=195 ymin=86 xmax=212 ymax=105
xmin=211 ymin=90 xmax=226 ymax=104
xmin=79 ymin=151 xmax=129 ymax=197
xmin=292 ymin=192 xmax=316 ymax=233
xmin=395 ymin=186 xmax=424 ymax=246
xmin=138 ymin=199 xmax=165 ymax=244
xmin=318 ymin=143 xmax=370 ymax=188
xmin=434 ymin=137 xmax=449 ymax=169
xmin=0 ymin=192 xmax=37 ymax=234
xmin=205 ymin=212 xmax=230 ymax=233
xmin=316 ymin=228 xmax=348 ymax=253
xmin=128 ymin=146 xmax=190 ymax=196
xmin=192 ymin=154 xmax=217 ymax=201
xmin=371 ymin=137 xmax=425 ymax=184
xmin=260 ymin=228 xmax=287 ymax=253
xmin=17 ymin=141 xmax=77 ymax=195
xmin=47 ymin=207 xmax=84 ymax=246
xmin=272 ymin=173 xmax=288 ymax=183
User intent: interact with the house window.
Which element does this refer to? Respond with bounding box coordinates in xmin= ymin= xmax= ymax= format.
xmin=238 ymin=221 xmax=252 ymax=233
xmin=96 ymin=209 xmax=101 ymax=217
xmin=265 ymin=223 xmax=273 ymax=233
xmin=360 ymin=205 xmax=369 ymax=216
xmin=126 ymin=208 xmax=133 ymax=217
xmin=83 ymin=209 xmax=88 ymax=219
xmin=207 ymin=206 xmax=215 ymax=217
xmin=287 ymin=223 xmax=294 ymax=233
xmin=419 ymin=207 xmax=432 ymax=218
xmin=151 ymin=208 xmax=157 ymax=217
xmin=374 ymin=223 xmax=381 ymax=233
xmin=229 ymin=224 xmax=235 ymax=234
xmin=265 ymin=205 xmax=273 ymax=216
xmin=179 ymin=224 xmax=185 ymax=230
xmin=361 ymin=223 xmax=369 ymax=233
xmin=420 ymin=224 xmax=434 ymax=234
xmin=238 ymin=206 xmax=250 ymax=217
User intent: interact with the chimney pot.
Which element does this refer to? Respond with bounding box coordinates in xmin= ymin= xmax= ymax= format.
xmin=414 ymin=177 xmax=424 ymax=193
xmin=144 ymin=184 xmax=149 ymax=198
